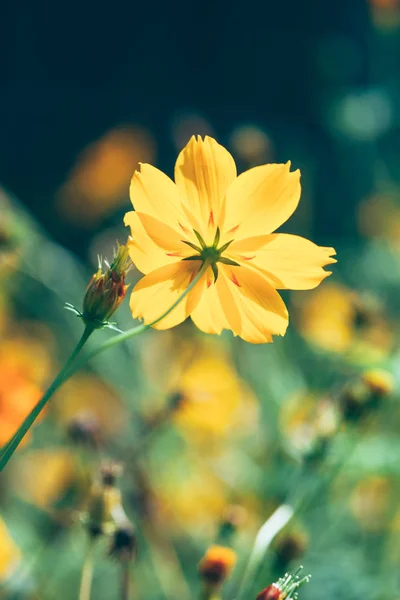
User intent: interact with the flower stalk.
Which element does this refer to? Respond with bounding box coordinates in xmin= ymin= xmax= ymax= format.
xmin=79 ymin=539 xmax=96 ymax=600
xmin=0 ymin=324 xmax=94 ymax=471
xmin=0 ymin=262 xmax=208 ymax=472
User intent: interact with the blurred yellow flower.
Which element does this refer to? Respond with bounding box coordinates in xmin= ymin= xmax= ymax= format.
xmin=10 ymin=449 xmax=78 ymax=510
xmin=53 ymin=373 xmax=127 ymax=440
xmin=349 ymin=476 xmax=393 ymax=531
xmin=125 ymin=135 xmax=336 ymax=343
xmin=280 ymin=393 xmax=339 ymax=456
xmin=0 ymin=517 xmax=20 ymax=582
xmin=154 ymin=463 xmax=228 ymax=533
xmin=173 ymin=341 xmax=258 ymax=439
xmin=294 ymin=282 xmax=393 ymax=359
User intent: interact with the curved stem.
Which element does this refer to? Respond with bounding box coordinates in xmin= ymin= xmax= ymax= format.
xmin=0 ymin=263 xmax=207 ymax=472
xmin=79 ymin=539 xmax=96 ymax=600
xmin=78 ymin=261 xmax=208 ymax=364
xmin=234 ymin=505 xmax=294 ymax=600
xmin=0 ymin=326 xmax=94 ymax=472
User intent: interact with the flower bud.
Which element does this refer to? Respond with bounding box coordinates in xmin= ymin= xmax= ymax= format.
xmin=256 ymin=584 xmax=282 ymax=600
xmin=255 ymin=567 xmax=311 ymax=600
xmin=274 ymin=530 xmax=308 ymax=569
xmin=109 ymin=522 xmax=137 ymax=563
xmin=340 ymin=369 xmax=395 ymax=422
xmin=361 ymin=369 xmax=395 ymax=397
xmin=67 ymin=412 xmax=103 ymax=448
xmin=218 ymin=505 xmax=247 ymax=543
xmin=198 ymin=545 xmax=237 ymax=587
xmin=84 ymin=461 xmax=124 ymax=537
xmin=82 ymin=244 xmax=131 ymax=328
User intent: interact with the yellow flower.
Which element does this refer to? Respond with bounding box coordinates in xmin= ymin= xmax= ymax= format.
xmin=172 ymin=340 xmax=258 ymax=439
xmin=125 ymin=136 xmax=336 ymax=343
xmin=294 ymin=282 xmax=394 ymax=359
xmin=10 ymin=449 xmax=78 ymax=509
xmin=0 ymin=517 xmax=20 ymax=582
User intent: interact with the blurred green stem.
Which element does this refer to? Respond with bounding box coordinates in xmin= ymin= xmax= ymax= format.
xmin=0 ymin=325 xmax=94 ymax=472
xmin=79 ymin=539 xmax=96 ymax=600
xmin=234 ymin=504 xmax=294 ymax=600
xmin=121 ymin=564 xmax=131 ymax=600
xmin=200 ymin=585 xmax=221 ymax=600
xmin=0 ymin=263 xmax=207 ymax=472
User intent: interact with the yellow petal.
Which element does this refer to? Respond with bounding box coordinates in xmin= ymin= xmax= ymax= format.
xmin=130 ymin=262 xmax=205 ymax=330
xmin=135 ymin=212 xmax=189 ymax=253
xmin=224 ymin=163 xmax=301 ymax=239
xmin=191 ymin=265 xmax=288 ymax=343
xmin=174 ymin=135 xmax=237 ymax=238
xmin=230 ymin=234 xmax=336 ymax=290
xmin=220 ymin=264 xmax=289 ymax=340
xmin=191 ymin=270 xmax=233 ymax=335
xmin=129 ymin=163 xmax=188 ymax=231
xmin=124 ymin=211 xmax=181 ymax=274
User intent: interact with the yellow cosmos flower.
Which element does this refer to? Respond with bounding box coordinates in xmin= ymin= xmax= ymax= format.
xmin=0 ymin=517 xmax=21 ymax=582
xmin=125 ymin=136 xmax=336 ymax=343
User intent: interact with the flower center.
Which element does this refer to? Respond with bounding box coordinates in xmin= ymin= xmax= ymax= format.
xmin=181 ymin=228 xmax=239 ymax=282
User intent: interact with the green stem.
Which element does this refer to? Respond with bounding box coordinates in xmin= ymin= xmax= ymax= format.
xmin=121 ymin=564 xmax=131 ymax=600
xmin=234 ymin=433 xmax=361 ymax=600
xmin=0 ymin=263 xmax=207 ymax=472
xmin=78 ymin=261 xmax=209 ymax=364
xmin=234 ymin=504 xmax=294 ymax=600
xmin=0 ymin=326 xmax=94 ymax=472
xmin=79 ymin=539 xmax=96 ymax=600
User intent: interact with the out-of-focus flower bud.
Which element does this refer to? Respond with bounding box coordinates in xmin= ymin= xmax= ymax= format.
xmin=198 ymin=545 xmax=237 ymax=588
xmin=256 ymin=567 xmax=311 ymax=600
xmin=273 ymin=529 xmax=309 ymax=569
xmin=218 ymin=505 xmax=248 ymax=544
xmin=340 ymin=369 xmax=395 ymax=422
xmin=83 ymin=462 xmax=124 ymax=537
xmin=361 ymin=369 xmax=395 ymax=397
xmin=109 ymin=521 xmax=137 ymax=563
xmin=256 ymin=584 xmax=282 ymax=600
xmin=82 ymin=244 xmax=132 ymax=329
xmin=67 ymin=412 xmax=103 ymax=448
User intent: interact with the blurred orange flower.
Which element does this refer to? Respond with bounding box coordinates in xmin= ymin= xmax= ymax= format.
xmin=57 ymin=126 xmax=155 ymax=226
xmin=125 ymin=135 xmax=336 ymax=343
xmin=0 ymin=332 xmax=52 ymax=447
